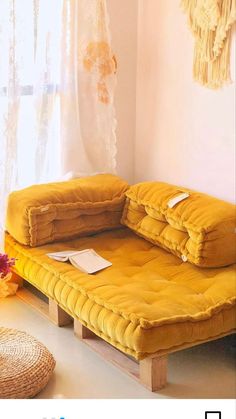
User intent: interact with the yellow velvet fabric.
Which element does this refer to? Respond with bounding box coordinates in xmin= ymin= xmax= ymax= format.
xmin=121 ymin=181 xmax=236 ymax=268
xmin=6 ymin=174 xmax=128 ymax=247
xmin=5 ymin=229 xmax=236 ymax=360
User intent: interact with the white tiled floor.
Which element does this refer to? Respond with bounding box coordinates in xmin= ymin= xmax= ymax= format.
xmin=0 ymin=295 xmax=235 ymax=399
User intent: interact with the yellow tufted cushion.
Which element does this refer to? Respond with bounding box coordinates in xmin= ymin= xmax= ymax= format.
xmin=121 ymin=182 xmax=236 ymax=268
xmin=6 ymin=174 xmax=128 ymax=247
xmin=5 ymin=229 xmax=236 ymax=360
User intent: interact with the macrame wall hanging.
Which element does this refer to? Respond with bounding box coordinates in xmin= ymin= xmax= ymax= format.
xmin=181 ymin=0 xmax=236 ymax=89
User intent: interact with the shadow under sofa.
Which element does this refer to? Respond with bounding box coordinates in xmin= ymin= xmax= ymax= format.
xmin=5 ymin=174 xmax=236 ymax=392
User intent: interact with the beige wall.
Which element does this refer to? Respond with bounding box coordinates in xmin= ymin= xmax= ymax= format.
xmin=108 ymin=0 xmax=235 ymax=202
xmin=107 ymin=0 xmax=138 ymax=183
xmin=136 ymin=0 xmax=235 ymax=202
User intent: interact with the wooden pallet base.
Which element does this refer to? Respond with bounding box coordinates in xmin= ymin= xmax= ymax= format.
xmin=49 ymin=299 xmax=72 ymax=327
xmin=74 ymin=319 xmax=167 ymax=391
xmin=17 ymin=286 xmax=72 ymax=327
xmin=17 ymin=286 xmax=167 ymax=391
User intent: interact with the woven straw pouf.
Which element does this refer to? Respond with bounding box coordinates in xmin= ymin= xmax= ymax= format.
xmin=0 ymin=327 xmax=56 ymax=398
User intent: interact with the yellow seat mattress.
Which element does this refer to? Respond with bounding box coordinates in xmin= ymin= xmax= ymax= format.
xmin=5 ymin=229 xmax=236 ymax=360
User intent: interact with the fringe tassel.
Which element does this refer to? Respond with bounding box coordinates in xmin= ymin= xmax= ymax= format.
xmin=182 ymin=0 xmax=236 ymax=89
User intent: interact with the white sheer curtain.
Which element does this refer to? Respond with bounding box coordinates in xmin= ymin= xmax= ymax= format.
xmin=0 ymin=0 xmax=117 ymax=247
xmin=61 ymin=0 xmax=117 ymax=175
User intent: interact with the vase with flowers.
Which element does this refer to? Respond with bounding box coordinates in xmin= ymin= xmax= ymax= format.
xmin=0 ymin=253 xmax=17 ymax=298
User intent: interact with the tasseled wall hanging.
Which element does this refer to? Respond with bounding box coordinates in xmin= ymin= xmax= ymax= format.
xmin=181 ymin=0 xmax=236 ymax=89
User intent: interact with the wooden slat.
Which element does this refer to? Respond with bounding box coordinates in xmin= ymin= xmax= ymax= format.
xmin=74 ymin=320 xmax=96 ymax=339
xmin=74 ymin=319 xmax=139 ymax=381
xmin=17 ymin=287 xmax=72 ymax=327
xmin=140 ymin=356 xmax=167 ymax=391
xmin=48 ymin=299 xmax=72 ymax=326
xmin=11 ymin=271 xmax=24 ymax=288
xmin=17 ymin=287 xmax=49 ymax=319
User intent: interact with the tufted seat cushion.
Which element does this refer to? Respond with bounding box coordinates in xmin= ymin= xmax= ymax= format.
xmin=6 ymin=174 xmax=128 ymax=247
xmin=121 ymin=181 xmax=236 ymax=268
xmin=5 ymin=229 xmax=236 ymax=360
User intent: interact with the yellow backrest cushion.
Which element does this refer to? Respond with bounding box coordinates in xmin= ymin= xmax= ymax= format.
xmin=121 ymin=181 xmax=236 ymax=268
xmin=6 ymin=174 xmax=129 ymax=247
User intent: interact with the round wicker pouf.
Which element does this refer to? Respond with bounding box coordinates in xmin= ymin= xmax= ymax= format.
xmin=0 ymin=327 xmax=56 ymax=399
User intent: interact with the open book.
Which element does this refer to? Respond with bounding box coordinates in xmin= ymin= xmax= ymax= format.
xmin=47 ymin=249 xmax=112 ymax=274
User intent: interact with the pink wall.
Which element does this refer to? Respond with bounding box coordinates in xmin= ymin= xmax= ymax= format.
xmin=135 ymin=0 xmax=235 ymax=203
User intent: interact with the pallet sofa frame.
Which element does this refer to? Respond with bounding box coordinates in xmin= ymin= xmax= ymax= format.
xmin=15 ymin=278 xmax=232 ymax=392
xmin=16 ymin=280 xmax=167 ymax=392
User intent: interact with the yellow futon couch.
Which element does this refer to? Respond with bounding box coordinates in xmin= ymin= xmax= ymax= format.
xmin=5 ymin=174 xmax=236 ymax=391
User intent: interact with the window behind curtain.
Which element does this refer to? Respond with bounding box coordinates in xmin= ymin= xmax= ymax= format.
xmin=0 ymin=0 xmax=63 ymax=189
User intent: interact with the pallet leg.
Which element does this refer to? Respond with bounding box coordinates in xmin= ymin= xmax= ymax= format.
xmin=48 ymin=299 xmax=72 ymax=326
xmin=11 ymin=272 xmax=24 ymax=288
xmin=139 ymin=356 xmax=167 ymax=391
xmin=74 ymin=319 xmax=95 ymax=339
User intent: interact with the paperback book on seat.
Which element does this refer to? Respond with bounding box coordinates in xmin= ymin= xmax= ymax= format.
xmin=47 ymin=249 xmax=112 ymax=274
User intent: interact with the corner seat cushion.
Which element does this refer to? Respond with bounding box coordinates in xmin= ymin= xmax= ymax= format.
xmin=5 ymin=229 xmax=236 ymax=360
xmin=6 ymin=174 xmax=129 ymax=247
xmin=121 ymin=181 xmax=236 ymax=268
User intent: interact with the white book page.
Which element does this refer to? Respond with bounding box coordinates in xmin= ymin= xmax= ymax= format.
xmin=167 ymin=193 xmax=190 ymax=208
xmin=47 ymin=250 xmax=78 ymax=262
xmin=70 ymin=249 xmax=112 ymax=274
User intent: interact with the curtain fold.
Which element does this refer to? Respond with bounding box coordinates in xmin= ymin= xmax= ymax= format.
xmin=0 ymin=0 xmax=117 ymax=248
xmin=61 ymin=0 xmax=117 ymax=176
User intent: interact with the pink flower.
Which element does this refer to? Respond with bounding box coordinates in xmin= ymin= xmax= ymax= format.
xmin=0 ymin=253 xmax=15 ymax=279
